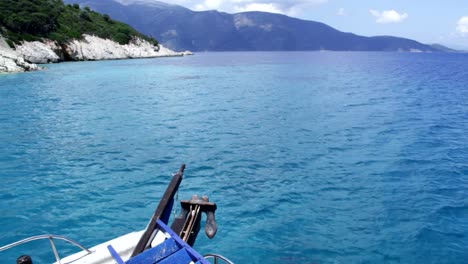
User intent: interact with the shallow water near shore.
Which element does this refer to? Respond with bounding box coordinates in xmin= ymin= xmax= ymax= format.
xmin=1 ymin=52 xmax=468 ymax=263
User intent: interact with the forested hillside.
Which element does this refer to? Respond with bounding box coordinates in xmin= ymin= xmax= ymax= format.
xmin=0 ymin=0 xmax=158 ymax=47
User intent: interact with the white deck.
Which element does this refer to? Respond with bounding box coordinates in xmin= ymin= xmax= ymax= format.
xmin=56 ymin=231 xmax=143 ymax=264
xmin=56 ymin=229 xmax=169 ymax=264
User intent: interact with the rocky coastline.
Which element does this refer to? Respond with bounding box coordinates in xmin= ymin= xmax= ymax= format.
xmin=0 ymin=35 xmax=39 ymax=73
xmin=0 ymin=34 xmax=192 ymax=74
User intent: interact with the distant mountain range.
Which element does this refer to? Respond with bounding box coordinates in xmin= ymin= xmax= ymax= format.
xmin=65 ymin=0 xmax=450 ymax=52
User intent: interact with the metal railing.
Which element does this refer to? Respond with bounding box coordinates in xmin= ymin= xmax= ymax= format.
xmin=0 ymin=234 xmax=92 ymax=264
xmin=204 ymin=253 xmax=235 ymax=264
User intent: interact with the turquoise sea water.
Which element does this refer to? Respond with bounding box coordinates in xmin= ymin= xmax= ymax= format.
xmin=1 ymin=52 xmax=468 ymax=263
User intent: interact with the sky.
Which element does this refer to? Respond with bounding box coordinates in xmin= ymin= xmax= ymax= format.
xmin=146 ymin=0 xmax=468 ymax=49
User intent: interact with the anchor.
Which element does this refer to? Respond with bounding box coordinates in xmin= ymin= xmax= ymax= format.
xmin=170 ymin=195 xmax=218 ymax=246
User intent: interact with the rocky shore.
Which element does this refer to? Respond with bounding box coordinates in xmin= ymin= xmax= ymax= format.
xmin=0 ymin=35 xmax=39 ymax=73
xmin=0 ymin=34 xmax=192 ymax=74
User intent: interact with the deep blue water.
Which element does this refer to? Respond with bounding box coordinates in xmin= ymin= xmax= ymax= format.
xmin=1 ymin=52 xmax=468 ymax=263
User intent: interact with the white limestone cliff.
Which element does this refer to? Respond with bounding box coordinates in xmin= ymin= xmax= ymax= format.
xmin=1 ymin=34 xmax=192 ymax=73
xmin=64 ymin=35 xmax=180 ymax=60
xmin=15 ymin=39 xmax=61 ymax=64
xmin=16 ymin=34 xmax=190 ymax=64
xmin=0 ymin=35 xmax=39 ymax=73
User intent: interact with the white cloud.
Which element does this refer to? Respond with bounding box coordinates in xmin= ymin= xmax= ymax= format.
xmin=369 ymin=9 xmax=408 ymax=24
xmin=193 ymin=0 xmax=223 ymax=10
xmin=456 ymin=16 xmax=468 ymax=35
xmin=234 ymin=3 xmax=283 ymax=14
xmin=233 ymin=0 xmax=328 ymax=16
xmin=337 ymin=7 xmax=345 ymax=16
xmin=125 ymin=0 xmax=327 ymax=17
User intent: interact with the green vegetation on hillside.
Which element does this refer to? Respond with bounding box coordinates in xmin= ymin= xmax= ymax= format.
xmin=0 ymin=0 xmax=158 ymax=47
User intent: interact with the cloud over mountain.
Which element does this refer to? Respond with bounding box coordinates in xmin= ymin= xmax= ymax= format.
xmin=116 ymin=0 xmax=327 ymax=16
xmin=369 ymin=9 xmax=408 ymax=24
xmin=457 ymin=16 xmax=468 ymax=35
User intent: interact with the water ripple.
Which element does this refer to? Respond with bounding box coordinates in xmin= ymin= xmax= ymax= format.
xmin=1 ymin=52 xmax=468 ymax=263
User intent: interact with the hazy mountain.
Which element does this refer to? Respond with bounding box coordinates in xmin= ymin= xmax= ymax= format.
xmin=430 ymin=44 xmax=463 ymax=53
xmin=64 ymin=0 xmax=444 ymax=52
